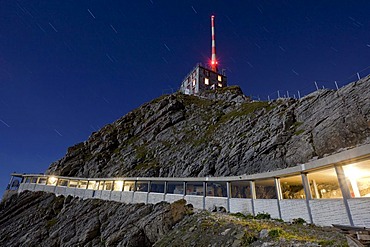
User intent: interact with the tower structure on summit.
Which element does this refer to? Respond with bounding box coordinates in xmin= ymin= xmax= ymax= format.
xmin=180 ymin=15 xmax=227 ymax=95
xmin=210 ymin=15 xmax=218 ymax=73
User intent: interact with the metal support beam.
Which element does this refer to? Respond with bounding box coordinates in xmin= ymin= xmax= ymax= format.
xmin=250 ymin=181 xmax=256 ymax=216
xmin=274 ymin=178 xmax=283 ymax=219
xmin=226 ymin=182 xmax=231 ymax=213
xmin=301 ymin=173 xmax=313 ymax=224
xmin=335 ymin=165 xmax=354 ymax=226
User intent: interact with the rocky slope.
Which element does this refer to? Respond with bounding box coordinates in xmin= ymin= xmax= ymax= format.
xmin=0 ymin=192 xmax=346 ymax=247
xmin=0 ymin=191 xmax=192 ymax=246
xmin=46 ymin=76 xmax=370 ymax=178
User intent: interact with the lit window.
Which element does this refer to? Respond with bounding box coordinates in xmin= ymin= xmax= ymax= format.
xmin=87 ymin=181 xmax=98 ymax=190
xmin=192 ymin=80 xmax=196 ymax=86
xmin=78 ymin=181 xmax=88 ymax=189
xmin=47 ymin=176 xmax=58 ymax=186
xmin=205 ymin=78 xmax=209 ymax=85
xmin=218 ymin=75 xmax=222 ymax=82
xmin=343 ymin=160 xmax=370 ymax=198
xmin=280 ymin=175 xmax=305 ymax=199
xmin=308 ymin=168 xmax=342 ymax=199
xmin=113 ymin=180 xmax=124 ymax=191
xmin=218 ymin=83 xmax=222 ymax=87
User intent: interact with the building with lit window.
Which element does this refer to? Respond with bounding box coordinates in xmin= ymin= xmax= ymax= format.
xmin=179 ymin=64 xmax=227 ymax=95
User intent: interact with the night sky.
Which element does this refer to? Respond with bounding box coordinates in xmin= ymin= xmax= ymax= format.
xmin=1 ymin=1 xmax=370 ymax=195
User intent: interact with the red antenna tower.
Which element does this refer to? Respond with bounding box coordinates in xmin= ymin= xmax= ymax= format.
xmin=210 ymin=15 xmax=218 ymax=72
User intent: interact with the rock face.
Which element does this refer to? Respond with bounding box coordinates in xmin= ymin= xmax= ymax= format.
xmin=46 ymin=77 xmax=370 ymax=179
xmin=0 ymin=191 xmax=192 ymax=247
xmin=0 ymin=192 xmax=346 ymax=247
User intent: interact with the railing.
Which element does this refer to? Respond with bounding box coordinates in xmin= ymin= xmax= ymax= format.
xmin=8 ymin=143 xmax=370 ymax=227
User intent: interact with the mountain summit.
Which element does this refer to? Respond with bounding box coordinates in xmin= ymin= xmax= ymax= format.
xmin=46 ymin=77 xmax=370 ymax=179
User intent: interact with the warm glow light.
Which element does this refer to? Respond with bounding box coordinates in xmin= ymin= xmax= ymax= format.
xmin=48 ymin=176 xmax=57 ymax=185
xmin=114 ymin=180 xmax=124 ymax=191
xmin=345 ymin=166 xmax=361 ymax=180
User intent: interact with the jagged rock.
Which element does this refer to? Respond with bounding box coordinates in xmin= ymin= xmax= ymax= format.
xmin=0 ymin=191 xmax=192 ymax=247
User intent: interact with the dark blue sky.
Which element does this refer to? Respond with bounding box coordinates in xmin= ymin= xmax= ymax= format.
xmin=1 ymin=1 xmax=370 ymax=195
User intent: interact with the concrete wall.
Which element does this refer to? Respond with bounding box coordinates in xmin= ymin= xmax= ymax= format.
xmin=185 ymin=195 xmax=204 ymax=209
xmin=205 ymin=196 xmax=228 ymax=211
xmin=55 ymin=186 xmax=67 ymax=196
xmin=254 ymin=199 xmax=280 ymax=219
xmin=43 ymin=185 xmax=56 ymax=193
xmin=229 ymin=198 xmax=253 ymax=215
xmin=74 ymin=188 xmax=86 ymax=198
xmin=279 ymin=200 xmax=310 ymax=223
xmin=148 ymin=193 xmax=165 ymax=204
xmin=65 ymin=187 xmax=77 ymax=197
xmin=84 ymin=189 xmax=95 ymax=199
xmin=348 ymin=198 xmax=370 ymax=227
xmin=92 ymin=190 xmax=102 ymax=199
xmin=110 ymin=191 xmax=121 ymax=202
xmin=100 ymin=190 xmax=111 ymax=200
xmin=133 ymin=192 xmax=148 ymax=204
xmin=34 ymin=184 xmax=46 ymax=192
xmin=165 ymin=194 xmax=184 ymax=203
xmin=121 ymin=191 xmax=134 ymax=204
xmin=309 ymin=199 xmax=350 ymax=226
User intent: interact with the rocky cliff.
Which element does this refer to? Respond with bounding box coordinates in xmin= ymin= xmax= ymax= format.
xmin=46 ymin=76 xmax=370 ymax=178
xmin=0 ymin=191 xmax=346 ymax=246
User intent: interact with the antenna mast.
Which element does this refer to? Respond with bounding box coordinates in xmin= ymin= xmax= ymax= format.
xmin=210 ymin=15 xmax=218 ymax=72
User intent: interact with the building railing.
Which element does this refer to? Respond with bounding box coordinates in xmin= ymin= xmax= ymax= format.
xmin=7 ymin=143 xmax=370 ymax=227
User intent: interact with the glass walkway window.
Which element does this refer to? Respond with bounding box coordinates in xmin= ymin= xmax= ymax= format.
xmin=308 ymin=168 xmax=342 ymax=199
xmin=255 ymin=179 xmax=277 ymax=199
xmin=343 ymin=160 xmax=370 ymax=198
xmin=280 ymin=175 xmax=305 ymax=199
xmin=230 ymin=181 xmax=251 ymax=198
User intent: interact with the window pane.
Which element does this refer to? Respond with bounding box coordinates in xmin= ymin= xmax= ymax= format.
xmin=231 ymin=181 xmax=251 ymax=198
xmin=31 ymin=177 xmax=38 ymax=183
xmin=124 ymin=181 xmax=135 ymax=191
xmin=38 ymin=177 xmax=47 ymax=185
xmin=58 ymin=179 xmax=68 ymax=187
xmin=207 ymin=182 xmax=227 ymax=197
xmin=78 ymin=181 xmax=88 ymax=189
xmin=343 ymin=160 xmax=370 ymax=198
xmin=98 ymin=181 xmax=104 ymax=190
xmin=103 ymin=181 xmax=113 ymax=191
xmin=186 ymin=182 xmax=204 ymax=196
xmin=150 ymin=181 xmax=165 ymax=193
xmin=47 ymin=177 xmax=58 ymax=186
xmin=113 ymin=181 xmax=124 ymax=191
xmin=87 ymin=181 xmax=98 ymax=190
xmin=280 ymin=175 xmax=305 ymax=199
xmin=167 ymin=182 xmax=183 ymax=194
xmin=69 ymin=180 xmax=78 ymax=188
xmin=136 ymin=181 xmax=148 ymax=192
xmin=308 ymin=168 xmax=342 ymax=199
xmin=255 ymin=179 xmax=277 ymax=199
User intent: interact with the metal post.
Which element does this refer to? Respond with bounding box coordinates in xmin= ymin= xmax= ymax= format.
xmin=164 ymin=181 xmax=167 ymax=202
xmin=250 ymin=181 xmax=256 ymax=216
xmin=277 ymin=90 xmax=280 ymax=98
xmin=146 ymin=181 xmax=151 ymax=204
xmin=203 ymin=182 xmax=206 ymax=210
xmin=357 ymin=72 xmax=360 ymax=80
xmin=183 ymin=181 xmax=187 ymax=199
xmin=334 ymin=81 xmax=339 ymax=90
xmin=7 ymin=176 xmax=14 ymax=190
xmin=335 ymin=165 xmax=354 ymax=226
xmin=314 ymin=81 xmax=319 ymax=90
xmin=274 ymin=178 xmax=283 ymax=219
xmin=301 ymin=173 xmax=314 ymax=224
xmin=298 ymin=90 xmax=301 ymax=99
xmin=226 ymin=182 xmax=231 ymax=213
